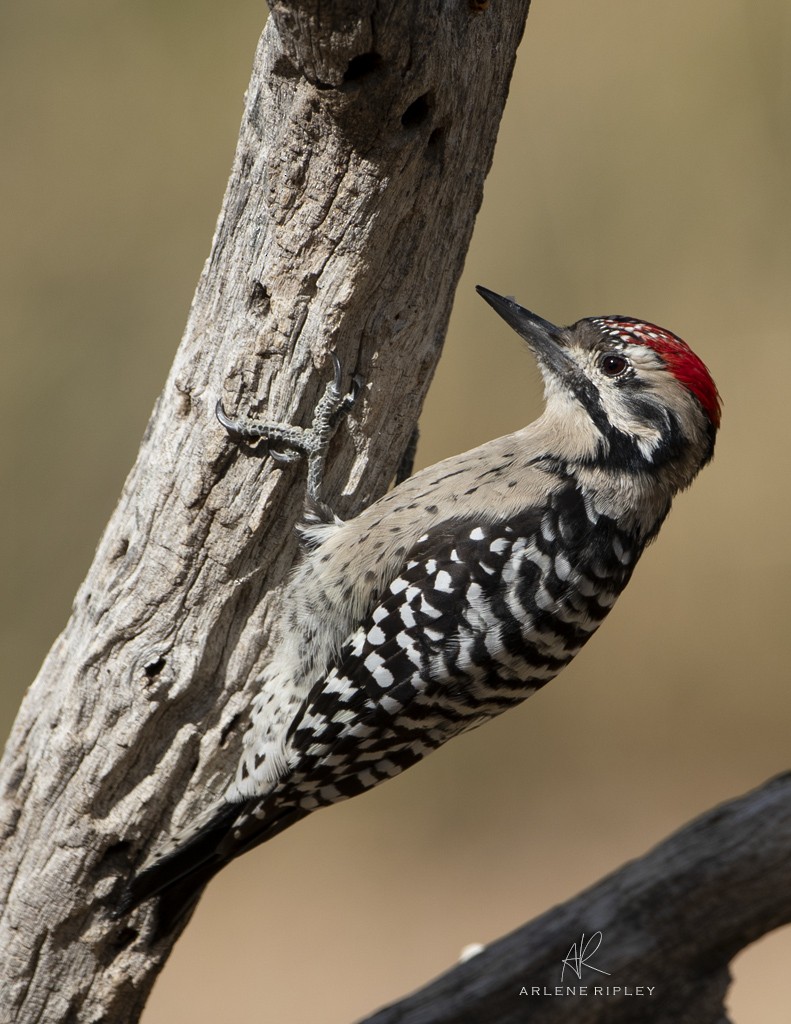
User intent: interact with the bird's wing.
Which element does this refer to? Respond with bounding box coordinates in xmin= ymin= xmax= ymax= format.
xmin=276 ymin=508 xmax=566 ymax=807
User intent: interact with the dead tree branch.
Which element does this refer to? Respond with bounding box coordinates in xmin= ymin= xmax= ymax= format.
xmin=359 ymin=773 xmax=791 ymax=1024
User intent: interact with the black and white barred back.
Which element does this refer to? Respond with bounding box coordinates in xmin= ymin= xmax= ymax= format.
xmin=281 ymin=481 xmax=640 ymax=810
xmin=123 ymin=288 xmax=720 ymax=916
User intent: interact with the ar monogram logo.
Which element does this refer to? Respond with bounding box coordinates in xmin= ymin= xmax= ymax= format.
xmin=560 ymin=932 xmax=612 ymax=982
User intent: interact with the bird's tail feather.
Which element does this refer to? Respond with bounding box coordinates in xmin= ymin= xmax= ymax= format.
xmin=117 ymin=798 xmax=308 ymax=931
xmin=118 ymin=800 xmax=241 ymax=919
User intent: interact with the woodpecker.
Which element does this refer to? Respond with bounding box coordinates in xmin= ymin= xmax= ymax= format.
xmin=123 ymin=286 xmax=720 ymax=916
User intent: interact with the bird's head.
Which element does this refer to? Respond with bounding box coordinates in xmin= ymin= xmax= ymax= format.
xmin=477 ymin=287 xmax=721 ymax=492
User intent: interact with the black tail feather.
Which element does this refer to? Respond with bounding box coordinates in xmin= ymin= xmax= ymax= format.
xmin=116 ymin=799 xmax=309 ymax=933
xmin=118 ymin=801 xmax=240 ymax=919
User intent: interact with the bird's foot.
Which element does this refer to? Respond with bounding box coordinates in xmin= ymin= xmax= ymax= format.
xmin=217 ymin=355 xmax=362 ymax=503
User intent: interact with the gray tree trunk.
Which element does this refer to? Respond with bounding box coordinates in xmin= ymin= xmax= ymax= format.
xmin=0 ymin=2 xmax=531 ymax=1021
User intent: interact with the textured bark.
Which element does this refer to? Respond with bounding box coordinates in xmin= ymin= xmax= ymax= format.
xmin=0 ymin=2 xmax=531 ymax=1021
xmin=360 ymin=773 xmax=791 ymax=1024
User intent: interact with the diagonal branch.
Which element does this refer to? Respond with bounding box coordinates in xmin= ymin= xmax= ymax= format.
xmin=0 ymin=2 xmax=532 ymax=1022
xmin=359 ymin=773 xmax=791 ymax=1024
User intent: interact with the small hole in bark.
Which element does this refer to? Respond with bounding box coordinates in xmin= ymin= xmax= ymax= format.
xmin=248 ymin=281 xmax=271 ymax=314
xmin=100 ymin=839 xmax=133 ymax=872
xmin=112 ymin=538 xmax=129 ymax=560
xmin=343 ymin=52 xmax=383 ymax=81
xmin=144 ymin=657 xmax=166 ymax=680
xmin=401 ymin=92 xmax=432 ymax=129
xmin=109 ymin=925 xmax=138 ymax=953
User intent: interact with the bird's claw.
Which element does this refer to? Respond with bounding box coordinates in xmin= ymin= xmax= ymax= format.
xmin=268 ymin=447 xmax=301 ymax=464
xmin=217 ymin=354 xmax=363 ymax=504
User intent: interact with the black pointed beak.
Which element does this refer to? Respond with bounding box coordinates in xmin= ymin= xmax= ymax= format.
xmin=476 ymin=286 xmax=574 ymax=378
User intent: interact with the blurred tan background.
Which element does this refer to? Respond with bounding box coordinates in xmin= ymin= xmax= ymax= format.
xmin=1 ymin=1 xmax=789 ymax=1021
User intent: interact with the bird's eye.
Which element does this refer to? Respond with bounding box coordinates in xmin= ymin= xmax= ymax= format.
xmin=600 ymin=353 xmax=629 ymax=377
